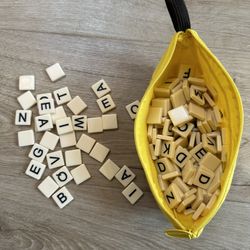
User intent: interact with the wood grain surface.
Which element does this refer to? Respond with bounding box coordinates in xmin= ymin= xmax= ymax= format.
xmin=0 ymin=0 xmax=250 ymax=249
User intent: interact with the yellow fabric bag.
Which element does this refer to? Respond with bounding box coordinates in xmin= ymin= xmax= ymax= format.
xmin=134 ymin=0 xmax=243 ymax=239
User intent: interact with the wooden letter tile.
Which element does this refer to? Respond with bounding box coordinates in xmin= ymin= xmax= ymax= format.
xmin=56 ymin=117 xmax=73 ymax=135
xmin=89 ymin=142 xmax=110 ymax=163
xmin=70 ymin=164 xmax=91 ymax=185
xmin=15 ymin=110 xmax=32 ymax=125
xmin=168 ymin=106 xmax=192 ymax=126
xmin=38 ymin=176 xmax=59 ymax=198
xmin=52 ymin=187 xmax=74 ymax=209
xmin=46 ymin=63 xmax=65 ymax=82
xmin=25 ymin=159 xmax=46 ymax=180
xmin=46 ymin=150 xmax=65 ymax=169
xmin=102 ymin=114 xmax=118 ymax=130
xmin=53 ymin=87 xmax=72 ymax=105
xmin=72 ymin=115 xmax=87 ymax=131
xmin=87 ymin=117 xmax=103 ymax=133
xmin=60 ymin=132 xmax=76 ymax=148
xmin=28 ymin=143 xmax=48 ymax=163
xmin=18 ymin=129 xmax=35 ymax=147
xmin=35 ymin=114 xmax=53 ymax=132
xmin=99 ymin=159 xmax=120 ymax=181
xmin=19 ymin=75 xmax=35 ymax=90
xmin=76 ymin=134 xmax=96 ymax=153
xmin=122 ymin=182 xmax=143 ymax=205
xmin=67 ymin=96 xmax=87 ymax=115
xmin=40 ymin=131 xmax=59 ymax=150
xmin=52 ymin=166 xmax=73 ymax=187
xmin=115 ymin=165 xmax=136 ymax=187
xmin=65 ymin=149 xmax=82 ymax=167
xmin=17 ymin=91 xmax=37 ymax=110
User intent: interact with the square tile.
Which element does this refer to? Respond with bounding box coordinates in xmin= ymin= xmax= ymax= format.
xmin=60 ymin=132 xmax=76 ymax=148
xmin=46 ymin=150 xmax=65 ymax=169
xmin=17 ymin=129 xmax=35 ymax=147
xmin=37 ymin=98 xmax=55 ymax=115
xmin=52 ymin=187 xmax=74 ymax=209
xmin=15 ymin=110 xmax=32 ymax=125
xmin=19 ymin=75 xmax=35 ymax=90
xmin=87 ymin=117 xmax=103 ymax=133
xmin=96 ymin=94 xmax=116 ymax=113
xmin=122 ymin=182 xmax=143 ymax=205
xmin=56 ymin=117 xmax=73 ymax=135
xmin=125 ymin=100 xmax=140 ymax=120
xmin=70 ymin=164 xmax=91 ymax=185
xmin=38 ymin=176 xmax=59 ymax=198
xmin=91 ymin=79 xmax=111 ymax=98
xmin=35 ymin=114 xmax=53 ymax=132
xmin=89 ymin=142 xmax=110 ymax=163
xmin=72 ymin=115 xmax=87 ymax=131
xmin=51 ymin=106 xmax=67 ymax=124
xmin=46 ymin=63 xmax=65 ymax=82
xmin=52 ymin=166 xmax=73 ymax=187
xmin=67 ymin=96 xmax=87 ymax=115
xmin=65 ymin=149 xmax=82 ymax=167
xmin=25 ymin=159 xmax=46 ymax=180
xmin=99 ymin=159 xmax=120 ymax=180
xmin=40 ymin=131 xmax=59 ymax=150
xmin=115 ymin=165 xmax=136 ymax=187
xmin=53 ymin=87 xmax=71 ymax=105
xmin=17 ymin=91 xmax=37 ymax=110
xmin=28 ymin=143 xmax=49 ymax=163
xmin=76 ymin=134 xmax=96 ymax=154
xmin=102 ymin=114 xmax=118 ymax=130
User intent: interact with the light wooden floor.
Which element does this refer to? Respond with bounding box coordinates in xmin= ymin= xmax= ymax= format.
xmin=0 ymin=0 xmax=250 ymax=249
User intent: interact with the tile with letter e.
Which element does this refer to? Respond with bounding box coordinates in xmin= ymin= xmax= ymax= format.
xmin=70 ymin=164 xmax=91 ymax=185
xmin=38 ymin=176 xmax=59 ymax=198
xmin=52 ymin=187 xmax=74 ymax=209
xmin=53 ymin=87 xmax=72 ymax=105
xmin=28 ymin=143 xmax=49 ymax=163
xmin=40 ymin=131 xmax=59 ymax=150
xmin=18 ymin=129 xmax=35 ymax=147
xmin=115 ymin=165 xmax=136 ymax=187
xmin=89 ymin=142 xmax=110 ymax=163
xmin=15 ymin=110 xmax=32 ymax=125
xmin=46 ymin=63 xmax=65 ymax=82
xmin=52 ymin=166 xmax=73 ymax=187
xmin=91 ymin=79 xmax=111 ymax=98
xmin=96 ymin=94 xmax=116 ymax=113
xmin=122 ymin=182 xmax=143 ymax=205
xmin=76 ymin=134 xmax=96 ymax=154
xmin=25 ymin=159 xmax=46 ymax=180
xmin=46 ymin=150 xmax=65 ymax=169
xmin=19 ymin=75 xmax=35 ymax=90
xmin=125 ymin=100 xmax=140 ymax=120
xmin=37 ymin=98 xmax=55 ymax=115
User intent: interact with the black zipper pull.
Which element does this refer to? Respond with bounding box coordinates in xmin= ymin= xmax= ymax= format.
xmin=165 ymin=0 xmax=191 ymax=32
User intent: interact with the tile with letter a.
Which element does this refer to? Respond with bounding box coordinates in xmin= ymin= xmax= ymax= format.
xmin=38 ymin=176 xmax=59 ymax=198
xmin=91 ymin=79 xmax=111 ymax=98
xmin=122 ymin=182 xmax=143 ymax=205
xmin=25 ymin=159 xmax=46 ymax=180
xmin=115 ymin=165 xmax=136 ymax=187
xmin=52 ymin=187 xmax=74 ymax=209
xmin=15 ymin=110 xmax=32 ymax=125
xmin=35 ymin=114 xmax=53 ymax=132
xmin=96 ymin=94 xmax=116 ymax=113
xmin=102 ymin=114 xmax=118 ymax=130
xmin=125 ymin=100 xmax=140 ymax=120
xmin=52 ymin=166 xmax=73 ymax=187
xmin=46 ymin=150 xmax=65 ymax=169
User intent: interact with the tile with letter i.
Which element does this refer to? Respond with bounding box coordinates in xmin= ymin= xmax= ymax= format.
xmin=115 ymin=165 xmax=136 ymax=187
xmin=15 ymin=110 xmax=32 ymax=125
xmin=52 ymin=187 xmax=74 ymax=209
xmin=35 ymin=114 xmax=53 ymax=132
xmin=125 ymin=100 xmax=140 ymax=120
xmin=25 ymin=159 xmax=46 ymax=180
xmin=122 ymin=182 xmax=143 ymax=205
xmin=56 ymin=117 xmax=73 ymax=135
xmin=52 ymin=166 xmax=73 ymax=187
xmin=87 ymin=117 xmax=103 ymax=133
xmin=96 ymin=94 xmax=116 ymax=113
xmin=91 ymin=79 xmax=111 ymax=98
xmin=38 ymin=176 xmax=59 ymax=198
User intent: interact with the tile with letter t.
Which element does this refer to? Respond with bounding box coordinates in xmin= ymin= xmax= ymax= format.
xmin=89 ymin=142 xmax=110 ymax=163
xmin=53 ymin=87 xmax=72 ymax=105
xmin=52 ymin=187 xmax=74 ymax=209
xmin=17 ymin=129 xmax=35 ymax=147
xmin=115 ymin=165 xmax=136 ymax=187
xmin=46 ymin=63 xmax=65 ymax=82
xmin=91 ymin=79 xmax=111 ymax=98
xmin=25 ymin=159 xmax=46 ymax=180
xmin=125 ymin=100 xmax=140 ymax=120
xmin=35 ymin=114 xmax=53 ymax=132
xmin=122 ymin=182 xmax=143 ymax=205
xmin=28 ymin=143 xmax=49 ymax=163
xmin=52 ymin=166 xmax=73 ymax=187
xmin=60 ymin=132 xmax=76 ymax=148
xmin=96 ymin=94 xmax=116 ymax=113
xmin=46 ymin=150 xmax=65 ymax=169
xmin=15 ymin=110 xmax=32 ymax=125
xmin=38 ymin=176 xmax=59 ymax=198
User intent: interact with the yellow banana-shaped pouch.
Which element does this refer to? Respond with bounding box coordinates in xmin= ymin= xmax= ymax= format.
xmin=135 ymin=0 xmax=243 ymax=239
